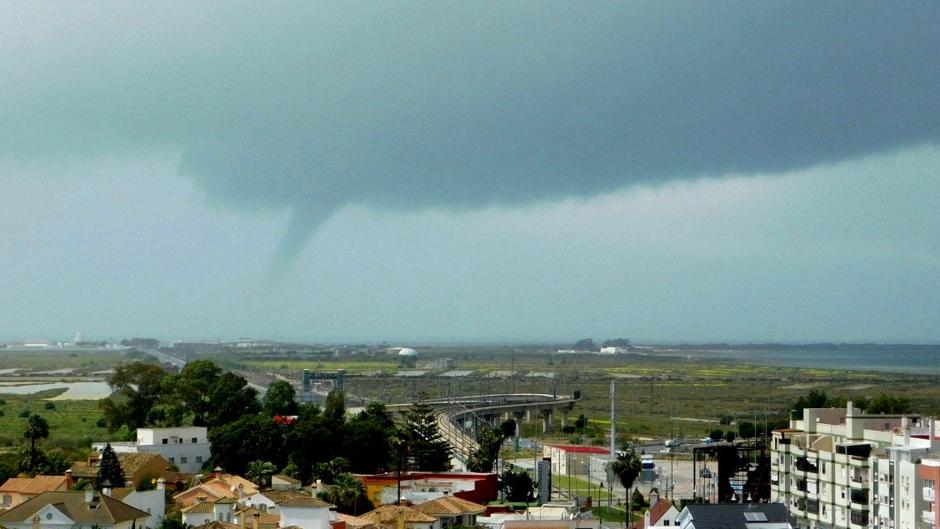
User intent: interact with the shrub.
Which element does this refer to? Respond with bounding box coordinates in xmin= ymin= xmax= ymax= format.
xmin=44 ymin=402 xmax=56 ymax=410
xmin=18 ymin=409 xmax=30 ymax=418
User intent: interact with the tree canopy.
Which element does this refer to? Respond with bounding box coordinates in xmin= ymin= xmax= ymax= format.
xmin=404 ymin=394 xmax=451 ymax=471
xmin=97 ymin=443 xmax=125 ymax=489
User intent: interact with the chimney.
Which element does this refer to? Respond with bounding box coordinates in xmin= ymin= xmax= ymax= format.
xmin=84 ymin=488 xmax=95 ymax=504
xmin=903 ymin=417 xmax=911 ymax=446
xmin=253 ymin=512 xmax=260 ymax=529
xmin=32 ymin=515 xmax=40 ymax=529
xmin=649 ymin=489 xmax=659 ymax=506
xmin=239 ymin=510 xmax=247 ymax=529
xmin=157 ymin=478 xmax=166 ymax=491
xmin=65 ymin=469 xmax=73 ymax=488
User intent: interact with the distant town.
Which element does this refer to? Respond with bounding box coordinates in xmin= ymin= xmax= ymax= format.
xmin=1 ymin=337 xmax=937 ymax=529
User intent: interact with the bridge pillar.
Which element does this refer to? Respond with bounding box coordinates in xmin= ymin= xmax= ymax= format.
xmin=526 ymin=409 xmax=532 ymax=422
xmin=503 ymin=411 xmax=510 ymax=422
xmin=560 ymin=410 xmax=569 ymax=429
xmin=513 ymin=410 xmax=525 ymax=437
xmin=541 ymin=409 xmax=552 ymax=434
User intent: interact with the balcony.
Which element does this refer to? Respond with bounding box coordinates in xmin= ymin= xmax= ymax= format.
xmin=923 ymin=510 xmax=936 ymax=525
xmin=925 ymin=487 xmax=936 ymax=502
xmin=850 ymin=489 xmax=870 ymax=507
xmin=851 ymin=510 xmax=869 ymax=527
xmin=795 ymin=457 xmax=819 ymax=474
xmin=850 ymin=474 xmax=869 ymax=487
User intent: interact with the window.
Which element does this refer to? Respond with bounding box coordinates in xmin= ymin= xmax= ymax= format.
xmin=192 ymin=437 xmax=198 ymax=443
xmin=196 ymin=456 xmax=203 ymax=463
xmin=2 ymin=495 xmax=11 ymax=507
xmin=162 ymin=438 xmax=168 ymax=444
xmin=169 ymin=457 xmax=175 ymax=464
xmin=181 ymin=457 xmax=188 ymax=464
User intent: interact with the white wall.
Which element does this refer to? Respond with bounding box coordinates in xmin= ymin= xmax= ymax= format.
xmin=120 ymin=489 xmax=166 ymax=529
xmin=279 ymin=506 xmax=334 ymax=529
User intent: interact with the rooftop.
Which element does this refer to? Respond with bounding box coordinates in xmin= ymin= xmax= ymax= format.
xmin=0 ymin=491 xmax=149 ymax=525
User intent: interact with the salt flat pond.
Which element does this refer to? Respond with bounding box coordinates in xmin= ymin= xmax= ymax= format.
xmin=0 ymin=380 xmax=112 ymax=400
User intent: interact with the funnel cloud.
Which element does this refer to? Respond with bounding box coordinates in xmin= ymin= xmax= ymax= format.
xmin=2 ymin=3 xmax=940 ymax=271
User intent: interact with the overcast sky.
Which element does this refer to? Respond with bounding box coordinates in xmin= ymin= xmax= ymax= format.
xmin=1 ymin=2 xmax=939 ymax=344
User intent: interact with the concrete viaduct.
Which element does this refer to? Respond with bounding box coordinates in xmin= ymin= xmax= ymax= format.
xmin=387 ymin=393 xmax=581 ymax=466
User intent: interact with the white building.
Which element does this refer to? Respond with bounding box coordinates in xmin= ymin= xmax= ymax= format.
xmin=110 ymin=480 xmax=167 ymax=529
xmin=771 ymin=401 xmax=939 ymax=529
xmin=94 ymin=426 xmax=211 ymax=473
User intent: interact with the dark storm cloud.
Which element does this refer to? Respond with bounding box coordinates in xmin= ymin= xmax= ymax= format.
xmin=2 ymin=2 xmax=939 ymax=270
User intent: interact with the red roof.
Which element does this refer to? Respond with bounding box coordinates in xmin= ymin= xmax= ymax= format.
xmin=647 ymin=499 xmax=674 ymax=525
xmin=545 ymin=444 xmax=610 ymax=455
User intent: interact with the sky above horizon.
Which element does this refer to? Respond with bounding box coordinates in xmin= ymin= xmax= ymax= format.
xmin=1 ymin=2 xmax=939 ymax=344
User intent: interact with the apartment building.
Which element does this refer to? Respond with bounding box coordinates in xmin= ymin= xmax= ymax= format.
xmin=93 ymin=427 xmax=211 ymax=473
xmin=771 ymin=402 xmax=939 ymax=529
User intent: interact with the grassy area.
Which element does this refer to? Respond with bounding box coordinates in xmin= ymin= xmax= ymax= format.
xmin=0 ymin=349 xmax=138 ymax=373
xmin=0 ymin=391 xmax=127 ymax=451
xmin=553 ymin=475 xmax=616 ymax=499
xmin=591 ymin=505 xmax=642 ymax=525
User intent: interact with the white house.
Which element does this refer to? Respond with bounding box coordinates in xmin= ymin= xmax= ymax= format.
xmin=93 ymin=426 xmax=211 ymax=473
xmin=640 ymin=491 xmax=679 ymax=528
xmin=110 ymin=479 xmax=167 ymax=529
xmin=0 ymin=490 xmax=150 ymax=529
xmin=182 ymin=497 xmax=237 ymax=527
xmin=278 ymin=497 xmax=336 ymax=529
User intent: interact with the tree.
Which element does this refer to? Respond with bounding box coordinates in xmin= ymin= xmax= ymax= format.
xmin=404 ymin=394 xmax=451 ymax=471
xmin=313 ymin=457 xmax=351 ymax=484
xmin=263 ymin=381 xmax=298 ymax=416
xmin=204 ymin=372 xmax=260 ymax=428
xmin=162 ymin=360 xmax=222 ymax=426
xmin=724 ymin=431 xmax=736 ymax=443
xmin=574 ymin=338 xmax=596 ymax=351
xmin=499 ymin=469 xmax=534 ymax=503
xmin=346 ymin=403 xmax=396 ymax=474
xmin=500 ymin=419 xmax=517 ymax=438
xmin=210 ymin=415 xmax=286 ymax=475
xmin=467 ymin=426 xmax=504 ymax=473
xmin=97 ymin=443 xmax=125 ymax=489
xmin=708 ymin=429 xmax=724 ymax=442
xmin=575 ymin=414 xmax=588 ymax=430
xmin=859 ymin=393 xmax=912 ymax=414
xmin=246 ymin=460 xmax=277 ymax=488
xmin=738 ymin=421 xmax=755 ymax=439
xmin=632 ymin=487 xmax=646 ymax=508
xmin=791 ymin=390 xmax=832 ymax=414
xmin=322 ymin=473 xmax=373 ymax=515
xmin=98 ymin=362 xmax=167 ymax=432
xmin=611 ymin=446 xmax=641 ymax=526
xmin=23 ymin=414 xmax=49 ymax=472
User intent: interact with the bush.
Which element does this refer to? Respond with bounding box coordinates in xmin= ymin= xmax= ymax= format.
xmin=44 ymin=402 xmax=56 ymax=410
xmin=719 ymin=415 xmax=733 ymax=425
xmin=709 ymin=429 xmax=724 ymax=442
xmin=96 ymin=417 xmax=108 ymax=428
xmin=18 ymin=409 xmax=30 ymax=418
xmin=562 ymin=425 xmax=576 ymax=434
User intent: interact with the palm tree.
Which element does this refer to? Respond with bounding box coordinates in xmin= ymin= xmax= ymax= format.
xmin=610 ymin=445 xmax=641 ymax=528
xmin=245 ymin=460 xmax=276 ymax=488
xmin=324 ymin=473 xmax=370 ymax=515
xmin=23 ymin=414 xmax=49 ymax=472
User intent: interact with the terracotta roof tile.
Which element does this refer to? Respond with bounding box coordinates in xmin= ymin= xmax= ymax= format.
xmin=647 ymin=499 xmax=674 ymax=525
xmin=361 ymin=505 xmax=437 ymax=524
xmin=414 ymin=496 xmax=485 ymax=516
xmin=336 ymin=513 xmax=376 ymax=529
xmin=0 ymin=476 xmax=69 ymax=495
